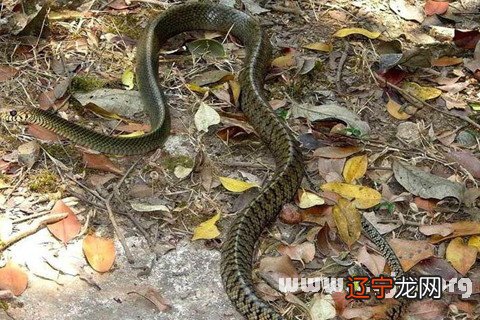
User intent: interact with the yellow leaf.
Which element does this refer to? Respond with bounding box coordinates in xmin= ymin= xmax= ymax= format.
xmin=333 ymin=27 xmax=381 ymax=39
xmin=122 ymin=69 xmax=134 ymax=90
xmin=302 ymin=42 xmax=332 ymax=52
xmin=118 ymin=131 xmax=145 ymax=138
xmin=401 ymin=82 xmax=442 ymax=101
xmin=186 ymin=83 xmax=209 ymax=94
xmin=332 ymin=198 xmax=361 ymax=247
xmin=468 ymin=235 xmax=480 ymax=252
xmin=298 ymin=190 xmax=325 ymax=208
xmin=192 ymin=212 xmax=221 ymax=240
xmin=219 ymin=176 xmax=258 ymax=192
xmin=446 ymin=237 xmax=477 ymax=275
xmin=229 ymin=80 xmax=241 ymax=105
xmin=385 ymin=97 xmax=414 ymax=120
xmin=320 ymin=182 xmax=381 ymax=209
xmin=271 ymin=53 xmax=296 ymax=68
xmin=85 ymin=103 xmax=123 ymax=120
xmin=343 ymin=155 xmax=368 ymax=183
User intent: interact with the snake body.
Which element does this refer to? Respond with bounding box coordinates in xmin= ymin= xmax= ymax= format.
xmin=2 ymin=3 xmax=405 ymax=320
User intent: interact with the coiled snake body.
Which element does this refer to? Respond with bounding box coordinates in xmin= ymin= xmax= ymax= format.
xmin=2 ymin=3 xmax=404 ymax=319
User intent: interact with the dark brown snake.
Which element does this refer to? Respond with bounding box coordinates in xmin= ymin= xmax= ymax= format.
xmin=1 ymin=3 xmax=406 ymax=319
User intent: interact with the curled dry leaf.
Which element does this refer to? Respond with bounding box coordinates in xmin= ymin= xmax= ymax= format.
xmin=333 ymin=27 xmax=380 ymax=39
xmin=425 ymin=221 xmax=480 ymax=243
xmin=302 ymin=42 xmax=333 ymax=52
xmin=0 ymin=261 xmax=28 ymax=296
xmin=82 ymin=234 xmax=116 ymax=273
xmin=47 ymin=200 xmax=81 ymax=244
xmin=446 ymin=237 xmax=477 ymax=275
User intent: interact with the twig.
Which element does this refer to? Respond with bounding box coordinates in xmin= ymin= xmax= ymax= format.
xmin=0 ymin=212 xmax=68 ymax=251
xmin=373 ymin=72 xmax=480 ymax=130
xmin=4 ymin=167 xmax=30 ymax=202
xmin=266 ymin=4 xmax=304 ymax=15
xmin=13 ymin=210 xmax=50 ymax=224
xmin=105 ymin=159 xmax=141 ymax=264
xmin=336 ymin=42 xmax=349 ymax=92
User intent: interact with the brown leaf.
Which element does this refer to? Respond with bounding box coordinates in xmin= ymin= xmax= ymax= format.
xmin=313 ymin=146 xmax=363 ymax=159
xmin=389 ymin=238 xmax=435 ymax=271
xmin=279 ymin=203 xmax=303 ymax=224
xmin=47 ymin=200 xmax=81 ymax=244
xmin=0 ymin=261 xmax=28 ymax=296
xmin=408 ymin=300 xmax=447 ymax=319
xmin=258 ymin=256 xmax=299 ymax=288
xmin=424 ymin=0 xmax=449 ymax=16
xmin=141 ymin=288 xmax=171 ymax=312
xmin=0 ymin=66 xmax=19 ymax=82
xmin=82 ymin=152 xmax=124 ymax=175
xmin=453 ymin=30 xmax=480 ymax=50
xmin=413 ymin=197 xmax=438 ymax=213
xmin=431 ymin=56 xmax=463 ymax=67
xmin=277 ymin=242 xmax=316 ymax=263
xmin=27 ymin=124 xmax=60 ymax=142
xmin=82 ymin=234 xmax=116 ymax=273
xmin=428 ymin=221 xmax=480 ymax=243
xmin=357 ymin=246 xmax=385 ymax=276
xmin=445 ymin=150 xmax=480 ymax=179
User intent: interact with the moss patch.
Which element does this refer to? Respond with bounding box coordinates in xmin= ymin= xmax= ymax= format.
xmin=105 ymin=14 xmax=144 ymax=40
xmin=161 ymin=155 xmax=194 ymax=172
xmin=71 ymin=75 xmax=106 ymax=92
xmin=28 ymin=170 xmax=58 ymax=193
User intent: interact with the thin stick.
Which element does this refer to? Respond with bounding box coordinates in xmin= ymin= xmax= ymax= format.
xmin=336 ymin=42 xmax=350 ymax=92
xmin=0 ymin=212 xmax=68 ymax=251
xmin=105 ymin=159 xmax=141 ymax=264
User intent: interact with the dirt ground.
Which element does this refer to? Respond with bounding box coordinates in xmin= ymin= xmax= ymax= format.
xmin=0 ymin=0 xmax=479 ymax=320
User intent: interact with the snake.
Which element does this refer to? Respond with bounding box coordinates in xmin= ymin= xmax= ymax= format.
xmin=1 ymin=2 xmax=406 ymax=319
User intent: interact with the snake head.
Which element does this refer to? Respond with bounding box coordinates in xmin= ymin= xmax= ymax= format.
xmin=0 ymin=109 xmax=32 ymax=123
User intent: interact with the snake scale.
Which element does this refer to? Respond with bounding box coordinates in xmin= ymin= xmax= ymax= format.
xmin=2 ymin=2 xmax=406 ymax=319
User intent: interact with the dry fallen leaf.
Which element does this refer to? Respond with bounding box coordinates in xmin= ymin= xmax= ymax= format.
xmin=302 ymin=42 xmax=333 ymax=52
xmin=357 ymin=246 xmax=385 ymax=276
xmin=194 ymin=102 xmax=221 ymax=132
xmin=297 ymin=189 xmax=325 ymax=209
xmin=0 ymin=261 xmax=28 ymax=296
xmin=401 ymin=82 xmax=442 ymax=101
xmin=321 ymin=183 xmax=381 ymax=209
xmin=333 ymin=27 xmax=380 ymax=39
xmin=47 ymin=200 xmax=81 ymax=244
xmin=332 ymin=198 xmax=361 ymax=246
xmin=219 ymin=176 xmax=258 ymax=192
xmin=343 ymin=155 xmax=367 ymax=183
xmin=277 ymin=242 xmax=316 ymax=264
xmin=82 ymin=152 xmax=124 ymax=175
xmin=389 ymin=238 xmax=435 ymax=271
xmin=446 ymin=237 xmax=477 ymax=275
xmin=191 ymin=212 xmax=221 ymax=240
xmin=385 ymin=97 xmax=413 ymax=120
xmin=82 ymin=234 xmax=116 ymax=273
